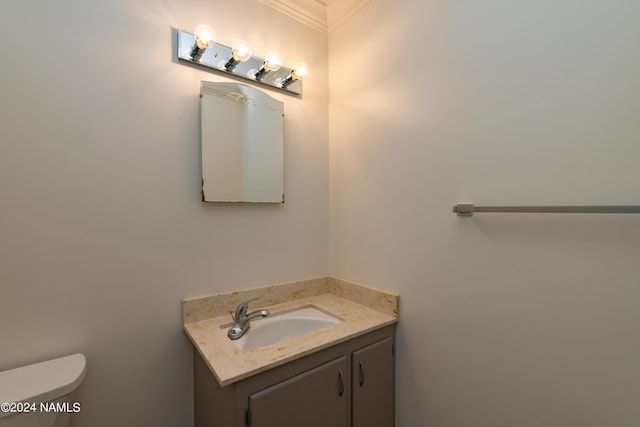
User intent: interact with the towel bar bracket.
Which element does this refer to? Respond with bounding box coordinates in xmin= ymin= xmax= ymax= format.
xmin=453 ymin=204 xmax=475 ymax=216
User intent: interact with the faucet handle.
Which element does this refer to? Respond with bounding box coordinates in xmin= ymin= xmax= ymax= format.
xmin=234 ymin=297 xmax=260 ymax=320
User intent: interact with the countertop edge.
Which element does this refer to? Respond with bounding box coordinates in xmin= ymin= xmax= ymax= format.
xmin=217 ymin=316 xmax=398 ymax=386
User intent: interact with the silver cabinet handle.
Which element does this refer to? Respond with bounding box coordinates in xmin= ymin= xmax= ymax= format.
xmin=338 ymin=369 xmax=344 ymax=396
xmin=358 ymin=361 xmax=365 ymax=386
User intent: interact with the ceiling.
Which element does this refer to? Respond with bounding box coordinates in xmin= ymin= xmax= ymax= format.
xmin=259 ymin=0 xmax=371 ymax=33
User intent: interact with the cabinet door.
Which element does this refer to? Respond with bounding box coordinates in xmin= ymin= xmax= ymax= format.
xmin=248 ymin=356 xmax=348 ymax=427
xmin=352 ymin=337 xmax=395 ymax=427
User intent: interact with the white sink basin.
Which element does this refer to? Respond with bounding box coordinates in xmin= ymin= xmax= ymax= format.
xmin=228 ymin=306 xmax=342 ymax=351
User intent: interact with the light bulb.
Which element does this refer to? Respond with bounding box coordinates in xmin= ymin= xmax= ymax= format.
xmin=253 ymin=51 xmax=282 ymax=79
xmin=231 ymin=40 xmax=252 ymax=62
xmin=280 ymin=61 xmax=309 ymax=88
xmin=263 ymin=51 xmax=282 ymax=72
xmin=194 ymin=24 xmax=215 ymax=49
xmin=291 ymin=62 xmax=309 ymax=80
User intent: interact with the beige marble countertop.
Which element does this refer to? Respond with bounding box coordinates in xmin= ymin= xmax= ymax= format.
xmin=183 ymin=277 xmax=399 ymax=386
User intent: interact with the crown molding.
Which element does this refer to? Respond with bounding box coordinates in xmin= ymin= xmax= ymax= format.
xmin=259 ymin=0 xmax=371 ymax=33
xmin=259 ymin=0 xmax=328 ymax=33
xmin=326 ymin=0 xmax=371 ymax=32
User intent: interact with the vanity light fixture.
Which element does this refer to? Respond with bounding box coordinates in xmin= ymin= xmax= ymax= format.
xmin=176 ymin=27 xmax=307 ymax=95
xmin=253 ymin=51 xmax=282 ymax=79
xmin=190 ymin=24 xmax=215 ymax=61
xmin=223 ymin=39 xmax=253 ymax=70
xmin=280 ymin=62 xmax=309 ymax=88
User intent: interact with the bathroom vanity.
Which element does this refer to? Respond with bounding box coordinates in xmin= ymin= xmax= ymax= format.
xmin=183 ymin=277 xmax=398 ymax=427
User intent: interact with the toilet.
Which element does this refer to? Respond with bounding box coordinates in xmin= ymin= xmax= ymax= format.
xmin=0 ymin=354 xmax=86 ymax=427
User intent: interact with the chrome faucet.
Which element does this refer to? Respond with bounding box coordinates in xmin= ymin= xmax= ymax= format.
xmin=227 ymin=298 xmax=270 ymax=340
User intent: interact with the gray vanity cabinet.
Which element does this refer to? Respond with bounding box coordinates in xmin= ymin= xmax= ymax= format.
xmin=248 ymin=356 xmax=348 ymax=427
xmin=352 ymin=337 xmax=395 ymax=427
xmin=193 ymin=324 xmax=396 ymax=427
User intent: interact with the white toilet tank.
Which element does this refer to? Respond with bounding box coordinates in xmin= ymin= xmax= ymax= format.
xmin=0 ymin=354 xmax=86 ymax=427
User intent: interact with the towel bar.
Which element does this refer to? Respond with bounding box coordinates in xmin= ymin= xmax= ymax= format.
xmin=453 ymin=204 xmax=640 ymax=217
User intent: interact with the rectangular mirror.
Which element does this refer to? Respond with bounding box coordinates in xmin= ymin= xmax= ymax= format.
xmin=200 ymin=82 xmax=284 ymax=203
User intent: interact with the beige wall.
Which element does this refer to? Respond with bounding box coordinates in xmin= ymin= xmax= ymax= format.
xmin=3 ymin=0 xmax=640 ymax=426
xmin=0 ymin=0 xmax=328 ymax=426
xmin=329 ymin=1 xmax=640 ymax=426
